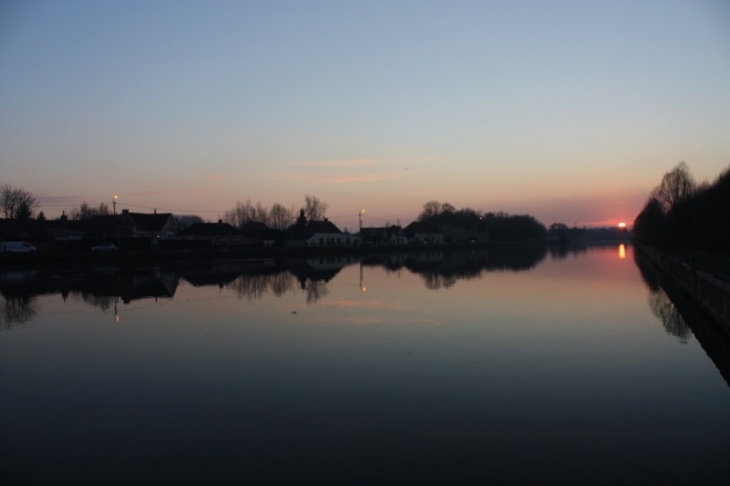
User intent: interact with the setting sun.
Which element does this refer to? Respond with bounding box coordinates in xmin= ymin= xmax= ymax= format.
xmin=618 ymin=222 xmax=627 ymax=228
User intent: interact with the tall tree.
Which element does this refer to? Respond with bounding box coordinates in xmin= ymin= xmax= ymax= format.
xmin=418 ymin=200 xmax=442 ymax=221
xmin=0 ymin=184 xmax=38 ymax=220
xmin=70 ymin=202 xmax=111 ymax=220
xmin=304 ymin=194 xmax=328 ymax=221
xmin=254 ymin=202 xmax=269 ymax=227
xmin=224 ymin=200 xmax=255 ymax=229
xmin=269 ymin=203 xmax=295 ymax=230
xmin=652 ymin=162 xmax=695 ymax=213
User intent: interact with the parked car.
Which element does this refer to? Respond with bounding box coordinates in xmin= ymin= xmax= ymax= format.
xmin=91 ymin=243 xmax=117 ymax=252
xmin=0 ymin=241 xmax=37 ymax=253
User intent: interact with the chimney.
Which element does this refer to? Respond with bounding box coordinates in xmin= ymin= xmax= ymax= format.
xmin=154 ymin=208 xmax=157 ymax=214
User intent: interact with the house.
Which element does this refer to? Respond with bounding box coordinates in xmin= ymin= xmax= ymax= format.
xmin=438 ymin=222 xmax=488 ymax=243
xmin=88 ymin=209 xmax=176 ymax=240
xmin=384 ymin=225 xmax=408 ymax=246
xmin=240 ymin=221 xmax=285 ymax=247
xmin=177 ymin=220 xmax=253 ymax=247
xmin=403 ymin=222 xmax=444 ymax=245
xmin=293 ymin=219 xmax=360 ymax=247
xmin=127 ymin=210 xmax=177 ymax=240
xmin=360 ymin=225 xmax=408 ymax=246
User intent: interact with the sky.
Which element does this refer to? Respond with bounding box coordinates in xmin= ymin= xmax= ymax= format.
xmin=1 ymin=0 xmax=729 ymax=229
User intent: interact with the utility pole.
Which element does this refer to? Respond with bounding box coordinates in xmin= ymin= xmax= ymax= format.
xmin=359 ymin=209 xmax=365 ymax=233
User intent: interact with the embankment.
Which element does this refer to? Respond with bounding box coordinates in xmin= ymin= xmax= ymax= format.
xmin=636 ymin=244 xmax=730 ymax=330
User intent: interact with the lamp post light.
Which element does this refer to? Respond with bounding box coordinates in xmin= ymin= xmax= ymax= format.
xmin=113 ymin=195 xmax=118 ymax=215
xmin=359 ymin=209 xmax=365 ymax=232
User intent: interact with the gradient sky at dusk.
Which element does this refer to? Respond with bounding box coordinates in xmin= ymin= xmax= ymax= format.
xmin=1 ymin=0 xmax=729 ymax=229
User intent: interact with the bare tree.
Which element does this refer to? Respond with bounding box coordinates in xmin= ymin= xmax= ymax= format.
xmin=441 ymin=202 xmax=456 ymax=214
xmin=1 ymin=296 xmax=39 ymax=330
xmin=652 ymin=162 xmax=696 ymax=213
xmin=269 ymin=203 xmax=295 ymax=230
xmin=418 ymin=200 xmax=442 ymax=221
xmin=255 ymin=201 xmax=269 ymax=227
xmin=304 ymin=194 xmax=328 ymax=221
xmin=224 ymin=200 xmax=254 ymax=229
xmin=70 ymin=202 xmax=112 ymax=220
xmin=0 ymin=184 xmax=39 ymax=220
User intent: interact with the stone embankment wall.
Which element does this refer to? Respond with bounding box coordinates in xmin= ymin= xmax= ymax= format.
xmin=637 ymin=244 xmax=730 ymax=330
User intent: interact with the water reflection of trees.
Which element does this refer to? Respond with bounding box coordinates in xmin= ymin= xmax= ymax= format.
xmin=71 ymin=293 xmax=115 ymax=312
xmin=223 ymin=271 xmax=332 ymax=303
xmin=227 ymin=272 xmax=299 ymax=300
xmin=0 ymin=296 xmax=38 ymax=331
xmin=634 ymin=250 xmax=692 ymax=342
xmin=634 ymin=249 xmax=730 ymax=388
xmin=549 ymin=244 xmax=589 ymax=260
xmin=0 ymin=248 xmax=551 ymax=325
xmin=362 ymin=247 xmax=547 ymax=290
xmin=304 ymin=280 xmax=329 ymax=303
xmin=185 ymin=258 xmax=349 ymax=304
xmin=647 ymin=289 xmax=691 ymax=343
xmin=421 ymin=273 xmax=458 ymax=290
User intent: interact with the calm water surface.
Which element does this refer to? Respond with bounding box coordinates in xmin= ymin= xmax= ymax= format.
xmin=1 ymin=246 xmax=729 ymax=484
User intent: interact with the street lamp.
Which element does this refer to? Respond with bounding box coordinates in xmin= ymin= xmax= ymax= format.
xmin=359 ymin=209 xmax=365 ymax=232
xmin=113 ymin=195 xmax=118 ymax=215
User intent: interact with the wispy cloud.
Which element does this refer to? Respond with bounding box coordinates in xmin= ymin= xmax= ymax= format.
xmin=37 ymin=195 xmax=85 ymax=205
xmin=275 ymin=172 xmax=408 ymax=185
xmin=197 ymin=174 xmax=251 ymax=182
xmin=294 ymin=157 xmax=440 ymax=168
xmin=199 ymin=174 xmax=227 ymax=182
xmin=129 ymin=191 xmax=167 ymax=197
xmin=270 ymin=157 xmax=440 ymax=185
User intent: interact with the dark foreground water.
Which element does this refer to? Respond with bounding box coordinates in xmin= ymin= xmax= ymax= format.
xmin=2 ymin=245 xmax=729 ymax=485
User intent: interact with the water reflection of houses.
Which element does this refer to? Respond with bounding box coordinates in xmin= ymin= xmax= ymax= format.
xmin=1 ymin=210 xmax=179 ymax=252
xmin=290 ymin=256 xmax=355 ymax=303
xmin=0 ymin=267 xmax=179 ymax=312
xmin=175 ymin=257 xmax=356 ymax=303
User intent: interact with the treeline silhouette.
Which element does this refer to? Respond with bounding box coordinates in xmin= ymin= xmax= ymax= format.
xmin=417 ymin=201 xmax=547 ymax=241
xmin=634 ymin=163 xmax=730 ymax=251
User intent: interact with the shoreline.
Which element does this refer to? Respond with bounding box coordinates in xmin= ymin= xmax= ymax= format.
xmin=0 ymin=239 xmax=634 ymax=268
xmin=635 ymin=243 xmax=730 ymax=330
